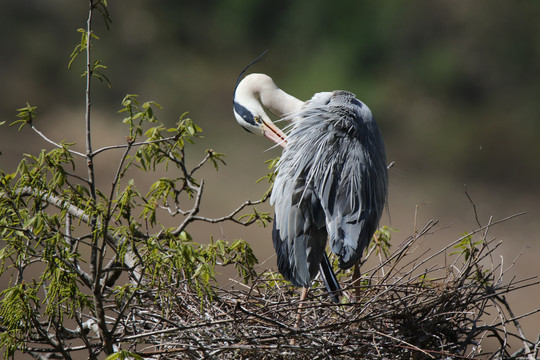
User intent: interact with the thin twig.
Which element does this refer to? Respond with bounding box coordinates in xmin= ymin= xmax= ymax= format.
xmin=29 ymin=124 xmax=86 ymax=158
xmin=170 ymin=179 xmax=204 ymax=236
xmin=91 ymin=136 xmax=179 ymax=157
xmin=464 ymin=184 xmax=482 ymax=228
xmin=190 ymin=196 xmax=268 ymax=225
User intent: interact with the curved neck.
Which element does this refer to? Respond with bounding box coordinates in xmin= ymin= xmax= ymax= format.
xmin=236 ymin=73 xmax=303 ymax=118
xmin=260 ymin=86 xmax=303 ymax=118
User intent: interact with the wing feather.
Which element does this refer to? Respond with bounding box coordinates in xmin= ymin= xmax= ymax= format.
xmin=271 ymin=90 xmax=387 ymax=287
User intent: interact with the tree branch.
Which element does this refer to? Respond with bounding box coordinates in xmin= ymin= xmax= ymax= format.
xmin=91 ymin=136 xmax=179 ymax=157
xmin=30 ymin=124 xmax=86 ymax=158
xmin=170 ymin=179 xmax=204 ymax=236
xmin=190 ymin=196 xmax=269 ymax=225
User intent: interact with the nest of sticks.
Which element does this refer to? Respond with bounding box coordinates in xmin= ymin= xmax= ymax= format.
xmin=120 ymin=216 xmax=539 ymax=359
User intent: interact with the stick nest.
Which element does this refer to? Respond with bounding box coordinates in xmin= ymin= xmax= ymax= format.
xmin=119 ymin=218 xmax=539 ymax=359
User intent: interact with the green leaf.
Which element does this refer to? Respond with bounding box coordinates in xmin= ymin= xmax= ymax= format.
xmin=12 ymin=103 xmax=37 ymax=130
xmin=68 ymin=28 xmax=87 ymax=70
xmin=91 ymin=60 xmax=111 ymax=87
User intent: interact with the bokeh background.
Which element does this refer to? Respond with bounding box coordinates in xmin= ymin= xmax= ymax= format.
xmin=1 ymin=0 xmax=539 ymax=353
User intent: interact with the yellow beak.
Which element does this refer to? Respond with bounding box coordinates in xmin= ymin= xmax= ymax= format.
xmin=261 ymin=118 xmax=287 ymax=148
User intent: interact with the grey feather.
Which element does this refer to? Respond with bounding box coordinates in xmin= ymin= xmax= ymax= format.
xmin=271 ymin=90 xmax=387 ymax=287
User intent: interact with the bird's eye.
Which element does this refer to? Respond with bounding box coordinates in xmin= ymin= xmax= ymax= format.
xmin=254 ymin=116 xmax=262 ymax=124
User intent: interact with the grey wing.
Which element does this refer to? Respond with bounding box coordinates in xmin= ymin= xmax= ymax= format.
xmin=271 ymin=167 xmax=328 ymax=288
xmin=306 ymin=95 xmax=387 ymax=269
xmin=315 ymin=135 xmax=386 ymax=269
xmin=271 ymin=91 xmax=387 ymax=282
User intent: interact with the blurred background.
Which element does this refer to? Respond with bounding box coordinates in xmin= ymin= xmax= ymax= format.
xmin=1 ymin=0 xmax=539 ymax=352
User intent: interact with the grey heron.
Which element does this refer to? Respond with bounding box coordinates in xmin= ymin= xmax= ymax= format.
xmin=233 ymin=72 xmax=388 ymax=303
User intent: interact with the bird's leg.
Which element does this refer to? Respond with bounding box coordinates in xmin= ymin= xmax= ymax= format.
xmin=290 ymin=287 xmax=309 ymax=345
xmin=294 ymin=287 xmax=309 ymax=329
xmin=352 ymin=261 xmax=361 ymax=302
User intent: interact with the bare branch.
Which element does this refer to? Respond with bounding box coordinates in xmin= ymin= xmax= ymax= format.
xmin=464 ymin=184 xmax=482 ymax=228
xmin=189 ymin=150 xmax=212 ymax=177
xmin=190 ymin=196 xmax=269 ymax=225
xmin=91 ymin=136 xmax=179 ymax=157
xmin=171 ymin=179 xmax=204 ymax=236
xmin=30 ymin=124 xmax=86 ymax=158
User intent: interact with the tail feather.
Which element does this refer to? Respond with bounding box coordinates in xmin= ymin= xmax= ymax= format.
xmin=319 ymin=253 xmax=341 ymax=303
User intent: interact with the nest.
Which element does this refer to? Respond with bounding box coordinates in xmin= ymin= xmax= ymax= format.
xmin=117 ymin=217 xmax=539 ymax=359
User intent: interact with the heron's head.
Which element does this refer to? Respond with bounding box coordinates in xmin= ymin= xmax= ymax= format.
xmin=233 ymin=74 xmax=289 ymax=146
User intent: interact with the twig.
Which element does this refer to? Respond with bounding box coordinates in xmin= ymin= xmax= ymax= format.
xmin=91 ymin=136 xmax=179 ymax=157
xmin=29 ymin=124 xmax=86 ymax=158
xmin=495 ymin=294 xmax=536 ymax=360
xmin=116 ymin=319 xmax=235 ymax=342
xmin=190 ymin=196 xmax=268 ymax=225
xmin=170 ymin=179 xmax=204 ymax=236
xmin=464 ymin=184 xmax=482 ymax=228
